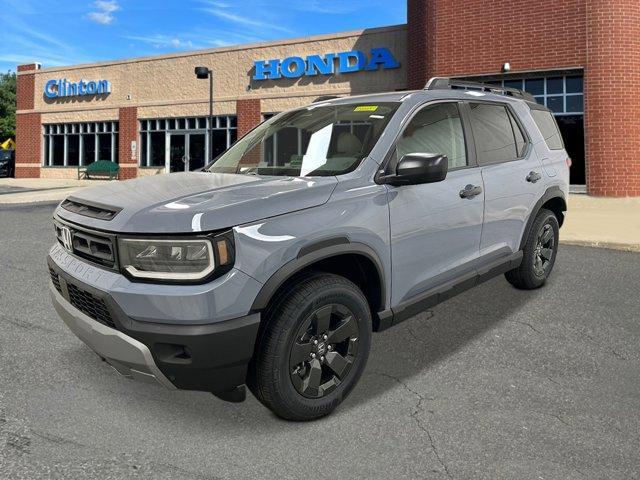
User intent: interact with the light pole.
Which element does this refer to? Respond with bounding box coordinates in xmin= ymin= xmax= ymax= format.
xmin=195 ymin=66 xmax=213 ymax=165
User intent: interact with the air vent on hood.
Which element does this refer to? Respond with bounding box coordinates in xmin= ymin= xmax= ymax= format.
xmin=61 ymin=199 xmax=121 ymax=221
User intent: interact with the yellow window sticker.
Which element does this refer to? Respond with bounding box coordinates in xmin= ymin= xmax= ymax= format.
xmin=354 ymin=106 xmax=379 ymax=112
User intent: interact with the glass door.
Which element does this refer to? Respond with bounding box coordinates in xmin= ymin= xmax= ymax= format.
xmin=167 ymin=131 xmax=206 ymax=172
xmin=187 ymin=133 xmax=206 ymax=171
xmin=168 ymin=134 xmax=186 ymax=173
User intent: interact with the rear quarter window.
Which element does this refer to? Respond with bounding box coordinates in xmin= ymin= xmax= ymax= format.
xmin=468 ymin=103 xmax=520 ymax=164
xmin=531 ymin=110 xmax=564 ymax=150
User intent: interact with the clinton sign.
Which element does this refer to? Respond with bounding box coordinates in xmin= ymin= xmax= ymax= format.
xmin=253 ymin=47 xmax=400 ymax=81
xmin=44 ymin=79 xmax=111 ymax=99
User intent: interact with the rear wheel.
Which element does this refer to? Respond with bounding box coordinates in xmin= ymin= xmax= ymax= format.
xmin=248 ymin=273 xmax=371 ymax=421
xmin=506 ymin=208 xmax=559 ymax=290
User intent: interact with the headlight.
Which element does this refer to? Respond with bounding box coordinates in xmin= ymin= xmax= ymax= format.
xmin=118 ymin=232 xmax=234 ymax=282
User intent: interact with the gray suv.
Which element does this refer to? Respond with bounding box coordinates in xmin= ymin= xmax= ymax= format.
xmin=48 ymin=78 xmax=569 ymax=421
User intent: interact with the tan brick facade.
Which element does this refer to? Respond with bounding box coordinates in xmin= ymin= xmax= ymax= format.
xmin=15 ymin=25 xmax=406 ymax=180
xmin=12 ymin=8 xmax=640 ymax=195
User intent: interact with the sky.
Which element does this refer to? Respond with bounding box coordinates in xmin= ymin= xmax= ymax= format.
xmin=0 ymin=0 xmax=406 ymax=73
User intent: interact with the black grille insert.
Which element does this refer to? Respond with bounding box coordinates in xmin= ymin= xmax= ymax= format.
xmin=53 ymin=221 xmax=116 ymax=269
xmin=67 ymin=283 xmax=116 ymax=329
xmin=49 ymin=268 xmax=62 ymax=294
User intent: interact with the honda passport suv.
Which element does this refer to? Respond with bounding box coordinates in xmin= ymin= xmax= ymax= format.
xmin=48 ymin=78 xmax=569 ymax=421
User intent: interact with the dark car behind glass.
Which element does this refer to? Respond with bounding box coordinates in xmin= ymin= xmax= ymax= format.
xmin=0 ymin=149 xmax=15 ymax=177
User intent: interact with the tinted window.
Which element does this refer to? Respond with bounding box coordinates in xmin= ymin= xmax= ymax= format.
xmin=396 ymin=103 xmax=467 ymax=169
xmin=469 ymin=103 xmax=518 ymax=163
xmin=531 ymin=109 xmax=564 ymax=150
xmin=508 ymin=110 xmax=528 ymax=157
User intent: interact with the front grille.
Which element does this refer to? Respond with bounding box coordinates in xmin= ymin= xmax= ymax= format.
xmin=53 ymin=220 xmax=116 ymax=269
xmin=49 ymin=268 xmax=62 ymax=294
xmin=67 ymin=283 xmax=116 ymax=329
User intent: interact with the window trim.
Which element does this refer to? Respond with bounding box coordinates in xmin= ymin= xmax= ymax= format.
xmin=464 ymin=100 xmax=532 ymax=167
xmin=376 ymin=100 xmax=477 ymax=182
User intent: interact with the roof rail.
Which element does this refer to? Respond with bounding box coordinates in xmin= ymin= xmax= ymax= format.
xmin=425 ymin=77 xmax=536 ymax=102
xmin=313 ymin=95 xmax=340 ymax=103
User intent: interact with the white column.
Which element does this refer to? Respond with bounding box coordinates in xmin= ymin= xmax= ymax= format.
xmin=79 ymin=134 xmax=84 ymax=166
xmin=63 ymin=132 xmax=68 ymax=166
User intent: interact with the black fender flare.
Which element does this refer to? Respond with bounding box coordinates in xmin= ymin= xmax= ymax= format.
xmin=519 ymin=186 xmax=567 ymax=250
xmin=250 ymin=237 xmax=387 ymax=312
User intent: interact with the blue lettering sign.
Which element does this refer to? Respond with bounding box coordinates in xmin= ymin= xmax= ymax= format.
xmin=43 ymin=78 xmax=111 ymax=99
xmin=253 ymin=47 xmax=400 ymax=81
xmin=281 ymin=56 xmax=306 ymax=79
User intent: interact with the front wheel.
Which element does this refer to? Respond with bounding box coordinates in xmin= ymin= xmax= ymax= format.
xmin=506 ymin=208 xmax=560 ymax=290
xmin=247 ymin=273 xmax=372 ymax=421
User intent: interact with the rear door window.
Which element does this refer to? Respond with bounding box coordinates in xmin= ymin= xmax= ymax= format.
xmin=468 ymin=103 xmax=520 ymax=164
xmin=531 ymin=109 xmax=564 ymax=150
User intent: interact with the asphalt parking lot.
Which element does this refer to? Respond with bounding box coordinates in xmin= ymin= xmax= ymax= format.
xmin=1 ymin=202 xmax=639 ymax=479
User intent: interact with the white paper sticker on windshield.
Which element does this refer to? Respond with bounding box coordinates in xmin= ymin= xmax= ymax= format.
xmin=301 ymin=123 xmax=333 ymax=176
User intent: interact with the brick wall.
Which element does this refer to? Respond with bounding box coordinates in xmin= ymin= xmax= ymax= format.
xmin=235 ymin=99 xmax=262 ymax=167
xmin=585 ymin=0 xmax=640 ymax=196
xmin=118 ymin=107 xmax=138 ymax=180
xmin=407 ymin=0 xmax=640 ymax=197
xmin=16 ymin=64 xmax=40 ymax=178
xmin=408 ymin=0 xmax=586 ymax=88
xmin=236 ymin=99 xmax=261 ymax=138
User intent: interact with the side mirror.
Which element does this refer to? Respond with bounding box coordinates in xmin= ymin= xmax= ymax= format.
xmin=382 ymin=153 xmax=448 ymax=186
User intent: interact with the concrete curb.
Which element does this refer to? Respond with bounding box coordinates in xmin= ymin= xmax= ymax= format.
xmin=0 ymin=188 xmax=81 ymax=205
xmin=560 ymin=239 xmax=640 ymax=253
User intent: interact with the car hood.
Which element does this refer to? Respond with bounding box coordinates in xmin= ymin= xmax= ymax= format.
xmin=55 ymin=172 xmax=338 ymax=233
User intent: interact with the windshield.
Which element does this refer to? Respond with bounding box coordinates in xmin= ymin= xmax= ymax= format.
xmin=207 ymin=102 xmax=399 ymax=176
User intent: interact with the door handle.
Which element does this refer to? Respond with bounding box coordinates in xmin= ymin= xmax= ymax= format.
xmin=526 ymin=171 xmax=542 ymax=183
xmin=459 ymin=184 xmax=483 ymax=199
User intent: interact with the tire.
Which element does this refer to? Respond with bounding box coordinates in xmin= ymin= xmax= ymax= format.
xmin=247 ymin=272 xmax=372 ymax=421
xmin=505 ymin=208 xmax=560 ymax=290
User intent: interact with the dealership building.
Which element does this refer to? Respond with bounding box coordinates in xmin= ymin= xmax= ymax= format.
xmin=15 ymin=0 xmax=640 ymax=196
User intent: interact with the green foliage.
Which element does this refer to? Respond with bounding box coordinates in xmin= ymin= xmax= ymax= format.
xmin=0 ymin=71 xmax=17 ymax=141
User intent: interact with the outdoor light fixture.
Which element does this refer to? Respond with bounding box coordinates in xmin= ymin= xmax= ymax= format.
xmin=501 ymin=62 xmax=511 ymax=73
xmin=195 ymin=66 xmax=214 ymax=164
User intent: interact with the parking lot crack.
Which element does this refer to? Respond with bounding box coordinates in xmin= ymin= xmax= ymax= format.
xmin=372 ymin=371 xmax=453 ymax=479
xmin=531 ymin=410 xmax=572 ymax=428
xmin=510 ymin=320 xmax=543 ymax=335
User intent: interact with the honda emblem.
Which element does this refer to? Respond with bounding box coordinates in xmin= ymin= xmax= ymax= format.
xmin=60 ymin=226 xmax=73 ymax=252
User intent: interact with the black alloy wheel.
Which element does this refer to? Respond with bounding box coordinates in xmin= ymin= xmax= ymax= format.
xmin=247 ymin=272 xmax=372 ymax=421
xmin=505 ymin=208 xmax=560 ymax=290
xmin=533 ymin=223 xmax=555 ymax=277
xmin=289 ymin=303 xmax=359 ymax=398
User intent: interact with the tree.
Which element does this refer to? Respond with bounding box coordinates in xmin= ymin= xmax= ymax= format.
xmin=0 ymin=71 xmax=16 ymax=141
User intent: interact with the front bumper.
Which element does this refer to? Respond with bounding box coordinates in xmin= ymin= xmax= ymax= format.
xmin=48 ymin=257 xmax=261 ymax=394
xmin=50 ymin=283 xmax=176 ymax=388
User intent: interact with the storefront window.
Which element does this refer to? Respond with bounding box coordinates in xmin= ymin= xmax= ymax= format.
xmin=42 ymin=121 xmax=119 ymax=167
xmin=149 ymin=132 xmax=165 ymax=167
xmin=138 ymin=116 xmax=237 ymax=169
xmin=67 ymin=135 xmax=80 ymax=166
